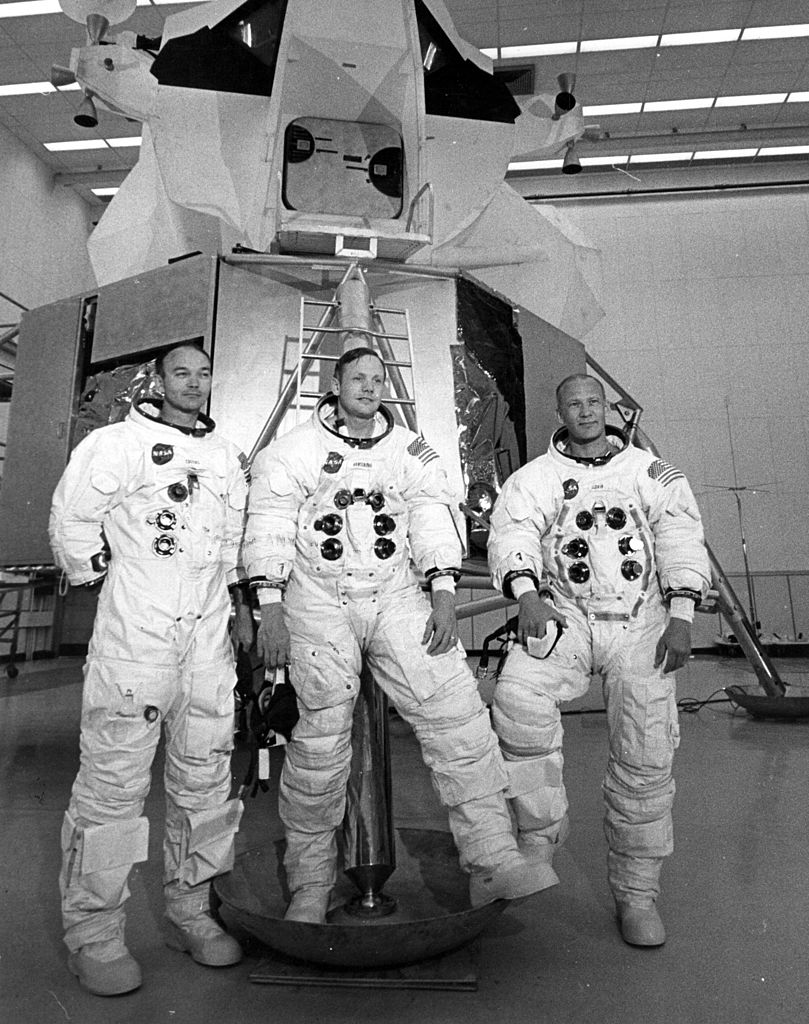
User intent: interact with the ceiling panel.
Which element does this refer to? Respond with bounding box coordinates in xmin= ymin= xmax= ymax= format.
xmin=579 ymin=8 xmax=668 ymax=38
xmin=0 ymin=0 xmax=806 ymax=205
xmin=660 ymin=2 xmax=753 ymax=33
xmin=748 ymin=0 xmax=809 ymax=24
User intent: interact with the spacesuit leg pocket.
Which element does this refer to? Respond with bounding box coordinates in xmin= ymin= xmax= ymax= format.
xmin=289 ymin=641 xmax=357 ymax=713
xmin=370 ymin=589 xmax=461 ymax=704
xmin=607 ymin=661 xmax=679 ymax=772
xmin=177 ymin=799 xmax=244 ymax=887
xmin=72 ymin=659 xmax=167 ymax=816
xmin=179 ymin=661 xmax=237 ymax=761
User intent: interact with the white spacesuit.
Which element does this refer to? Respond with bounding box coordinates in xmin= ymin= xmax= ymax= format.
xmin=488 ymin=424 xmax=710 ymax=938
xmin=245 ymin=393 xmax=555 ymax=915
xmin=50 ymin=397 xmax=247 ymax=983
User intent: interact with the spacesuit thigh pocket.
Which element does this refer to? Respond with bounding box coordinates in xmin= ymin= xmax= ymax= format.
xmin=613 ymin=676 xmax=679 ymax=769
xmin=180 ymin=662 xmax=237 ymax=760
xmin=370 ymin=590 xmax=455 ymax=703
xmin=289 ymin=643 xmax=356 ymax=712
xmin=81 ymin=659 xmax=164 ymax=756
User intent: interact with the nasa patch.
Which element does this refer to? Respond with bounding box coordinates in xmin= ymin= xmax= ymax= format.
xmin=151 ymin=443 xmax=174 ymax=465
xmin=563 ymin=478 xmax=579 ymax=499
xmin=322 ymin=451 xmax=344 ymax=475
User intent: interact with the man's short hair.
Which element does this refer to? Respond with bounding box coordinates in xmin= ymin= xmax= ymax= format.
xmin=333 ymin=347 xmax=386 ymax=383
xmin=155 ymin=339 xmax=208 ymax=378
xmin=555 ymin=373 xmax=605 ymax=409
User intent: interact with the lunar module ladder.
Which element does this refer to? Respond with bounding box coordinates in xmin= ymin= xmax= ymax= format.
xmin=292 ymin=297 xmax=419 ymax=430
xmin=246 ymin=267 xmax=418 ymax=465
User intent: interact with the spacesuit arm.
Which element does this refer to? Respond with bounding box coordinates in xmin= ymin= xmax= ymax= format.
xmin=487 ymin=468 xmax=554 ymax=598
xmin=399 ymin=436 xmax=464 ymax=580
xmin=642 ymin=459 xmax=711 ymax=610
xmin=48 ymin=430 xmax=128 ymax=586
xmin=222 ymin=448 xmax=250 ymax=588
xmin=243 ymin=442 xmax=309 ymax=597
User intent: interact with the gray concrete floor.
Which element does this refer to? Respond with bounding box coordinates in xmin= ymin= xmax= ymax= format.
xmin=2 ymin=652 xmax=809 ymax=1024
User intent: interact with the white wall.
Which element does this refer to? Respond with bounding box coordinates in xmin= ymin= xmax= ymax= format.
xmin=0 ymin=123 xmax=95 ymax=312
xmin=0 ymin=123 xmax=96 ymax=483
xmin=555 ymin=189 xmax=809 ymax=589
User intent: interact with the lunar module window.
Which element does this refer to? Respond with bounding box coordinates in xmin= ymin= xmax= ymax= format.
xmin=415 ymin=0 xmax=520 ymax=123
xmin=149 ymin=0 xmax=287 ymax=97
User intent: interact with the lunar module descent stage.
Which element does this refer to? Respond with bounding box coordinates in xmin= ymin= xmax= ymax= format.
xmin=0 ymin=0 xmax=797 ymax=989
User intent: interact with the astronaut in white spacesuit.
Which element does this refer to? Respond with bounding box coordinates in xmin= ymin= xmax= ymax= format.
xmin=488 ymin=374 xmax=710 ymax=947
xmin=50 ymin=343 xmax=253 ymax=996
xmin=244 ymin=347 xmax=557 ymax=924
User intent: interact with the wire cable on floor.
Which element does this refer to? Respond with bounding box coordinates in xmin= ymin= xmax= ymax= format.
xmin=676 ymin=688 xmax=732 ymax=713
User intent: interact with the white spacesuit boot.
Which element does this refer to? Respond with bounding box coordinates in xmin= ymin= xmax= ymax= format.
xmin=163 ymin=800 xmax=244 ymax=966
xmin=468 ymin=852 xmax=559 ymax=907
xmin=604 ymin=766 xmax=674 ymax=948
xmin=284 ymin=885 xmax=333 ymax=924
xmin=164 ymin=885 xmax=243 ymax=966
xmin=609 ymin=852 xmax=666 ymax=947
xmin=68 ymin=934 xmax=142 ymax=997
xmin=454 ymin=791 xmax=559 ymax=907
xmin=60 ymin=812 xmax=148 ymax=996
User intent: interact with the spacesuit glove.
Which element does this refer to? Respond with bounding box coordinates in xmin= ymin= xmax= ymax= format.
xmin=516 ymin=590 xmax=567 ymax=646
xmin=232 ymin=603 xmax=256 ymax=652
xmin=654 ymin=616 xmax=692 ymax=674
xmin=257 ymin=604 xmax=290 ymax=670
xmin=422 ymin=589 xmax=458 ymax=656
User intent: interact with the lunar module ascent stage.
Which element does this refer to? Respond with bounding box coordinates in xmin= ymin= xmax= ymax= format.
xmin=0 ymin=0 xmax=797 ymax=989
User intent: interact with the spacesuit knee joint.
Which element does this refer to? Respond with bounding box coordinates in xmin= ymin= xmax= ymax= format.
xmin=430 ymin=747 xmax=508 ymax=807
xmin=505 ymin=756 xmax=563 ymax=798
xmin=605 ymin=816 xmax=673 ymax=859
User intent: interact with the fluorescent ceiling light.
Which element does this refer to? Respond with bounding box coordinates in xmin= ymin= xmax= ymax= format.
xmin=0 ymin=1 xmax=60 ymax=15
xmin=580 ymin=35 xmax=658 ymax=52
xmin=629 ymin=152 xmax=693 ymax=163
xmin=758 ymin=145 xmax=809 ymax=156
xmin=91 ymin=187 xmax=119 ymax=196
xmin=582 ymin=102 xmax=642 ymax=116
xmin=742 ymin=24 xmax=809 ymax=40
xmin=0 ymin=81 xmax=53 ymax=96
xmin=660 ymin=29 xmax=741 ymax=46
xmin=480 ymin=47 xmax=498 ymax=59
xmin=500 ymin=42 xmax=576 ymax=58
xmin=0 ymin=79 xmax=80 ymax=95
xmin=107 ymin=136 xmax=142 ymax=147
xmin=508 ymin=159 xmax=563 ymax=171
xmin=580 ymin=155 xmax=629 ymax=166
xmin=787 ymin=92 xmax=809 ymax=102
xmin=643 ymin=97 xmax=714 ymax=112
xmin=715 ymin=93 xmax=787 ymax=106
xmin=693 ymin=149 xmax=757 ymax=160
xmin=44 ymin=139 xmax=107 ymax=151
xmin=0 ymin=0 xmax=165 ymax=15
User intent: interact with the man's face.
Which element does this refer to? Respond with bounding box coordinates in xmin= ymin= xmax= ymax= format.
xmin=557 ymin=378 xmax=607 ymax=446
xmin=333 ymin=354 xmax=385 ymax=421
xmin=159 ymin=346 xmax=212 ymax=418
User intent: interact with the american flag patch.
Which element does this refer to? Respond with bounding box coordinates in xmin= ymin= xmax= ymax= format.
xmin=407 ymin=434 xmax=439 ymax=467
xmin=648 ymin=459 xmax=684 ymax=487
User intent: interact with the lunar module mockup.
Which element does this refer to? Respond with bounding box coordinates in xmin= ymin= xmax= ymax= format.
xmin=0 ymin=0 xmax=789 ymax=986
